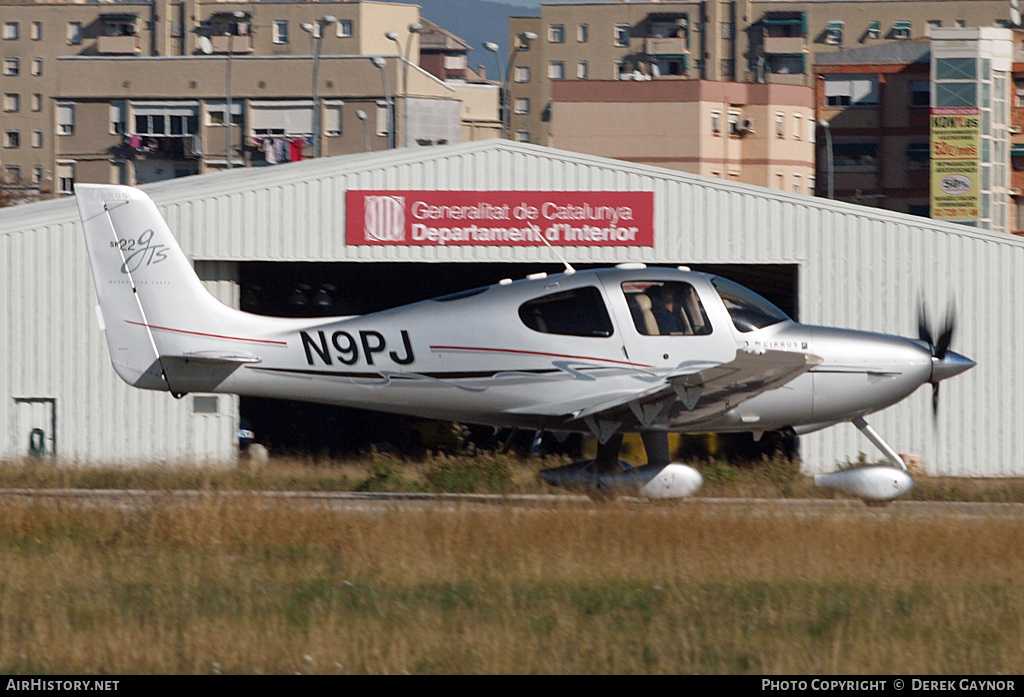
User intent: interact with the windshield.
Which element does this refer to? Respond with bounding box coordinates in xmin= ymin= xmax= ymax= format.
xmin=711 ymin=277 xmax=790 ymax=332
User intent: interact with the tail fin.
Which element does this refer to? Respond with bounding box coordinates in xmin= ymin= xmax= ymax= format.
xmin=76 ymin=184 xmax=242 ymax=394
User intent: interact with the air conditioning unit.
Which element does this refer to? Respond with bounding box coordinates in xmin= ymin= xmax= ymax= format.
xmin=732 ymin=117 xmax=755 ymax=135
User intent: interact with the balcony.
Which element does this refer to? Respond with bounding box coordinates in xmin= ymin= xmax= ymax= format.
xmin=645 ymin=36 xmax=688 ymax=57
xmin=210 ymin=34 xmax=254 ymax=54
xmin=98 ymin=34 xmax=141 ymax=55
xmin=763 ymin=36 xmax=806 ymax=55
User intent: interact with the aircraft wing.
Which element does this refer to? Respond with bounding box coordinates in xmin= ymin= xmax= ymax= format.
xmin=517 ymin=349 xmax=821 ymax=431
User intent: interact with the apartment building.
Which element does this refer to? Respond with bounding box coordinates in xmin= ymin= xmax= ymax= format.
xmin=813 ymin=28 xmax=1021 ymax=235
xmin=0 ymin=0 xmax=499 ymax=199
xmin=550 ymin=78 xmax=816 ymax=192
xmin=508 ymin=1 xmax=1015 ymax=146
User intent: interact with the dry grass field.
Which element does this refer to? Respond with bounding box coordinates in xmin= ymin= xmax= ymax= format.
xmin=1 ymin=453 xmax=1023 ymax=674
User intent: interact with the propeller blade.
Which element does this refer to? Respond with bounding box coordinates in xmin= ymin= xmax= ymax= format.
xmin=918 ymin=302 xmax=933 ymax=348
xmin=932 ymin=382 xmax=940 ymax=423
xmin=934 ymin=304 xmax=956 ymax=361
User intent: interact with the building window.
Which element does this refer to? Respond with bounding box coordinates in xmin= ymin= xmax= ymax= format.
xmin=3 ymin=93 xmax=18 ymax=112
xmin=892 ymin=20 xmax=911 ymax=40
xmin=3 ymin=22 xmax=19 ymax=40
xmin=824 ymin=76 xmax=879 ymax=107
xmin=336 ymin=20 xmax=353 ymax=38
xmin=720 ymin=59 xmax=733 ymax=79
xmin=808 ymin=118 xmax=816 ymax=143
xmin=206 ymin=101 xmax=243 ymax=127
xmin=4 ymin=166 xmax=20 ymax=184
xmin=31 ymin=57 xmax=41 ymax=76
xmin=32 ymin=130 xmax=42 ymax=148
xmin=906 ymin=143 xmax=930 ymax=170
xmin=728 ymin=111 xmax=740 ymax=137
xmin=549 ymin=24 xmax=564 ymax=43
xmin=3 ymin=57 xmax=19 ymax=76
xmin=833 ymin=142 xmax=878 ymax=170
xmin=825 ymin=21 xmax=843 ymax=45
xmin=514 ymin=66 xmax=530 ymax=83
xmin=548 ymin=61 xmax=565 ymax=79
xmin=711 ymin=110 xmax=722 ymax=135
xmin=767 ymin=55 xmax=804 ymax=75
xmin=110 ymin=100 xmax=125 ymax=134
xmin=514 ymin=98 xmax=530 ymax=115
xmin=324 ymin=101 xmax=342 ymax=136
xmin=614 ymin=23 xmax=630 ymax=47
xmin=910 ymin=80 xmax=930 ymax=107
xmin=56 ymin=102 xmax=74 ymax=135
xmin=793 ymin=113 xmax=802 ymax=139
xmin=577 ymin=60 xmax=588 ymax=79
xmin=866 ymin=21 xmax=881 ymax=40
xmin=250 ymin=100 xmax=314 ymax=137
xmin=775 ymin=112 xmax=784 ymax=138
xmin=516 ymin=129 xmax=530 ymax=143
xmin=721 ymin=22 xmax=734 ymax=39
xmin=4 ymin=131 xmax=19 ymax=148
xmin=577 ymin=23 xmax=589 ymax=43
xmin=31 ymin=93 xmax=41 ymax=111
xmin=33 ymin=165 xmax=42 ymax=184
xmin=272 ymin=20 xmax=288 ymax=44
xmin=67 ymin=22 xmax=82 ymax=46
xmin=56 ymin=162 xmax=74 ymax=195
xmin=927 ymin=20 xmax=942 ymax=33
xmin=792 ymin=174 xmax=802 ymax=194
xmin=31 ymin=22 xmax=41 ymax=41
xmin=376 ymin=102 xmax=389 ymax=136
xmin=935 ymin=83 xmax=975 ymax=108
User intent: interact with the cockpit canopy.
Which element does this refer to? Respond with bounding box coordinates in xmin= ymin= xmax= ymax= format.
xmin=711 ymin=276 xmax=790 ymax=332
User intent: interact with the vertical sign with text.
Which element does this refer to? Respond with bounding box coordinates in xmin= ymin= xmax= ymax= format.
xmin=930 ymin=107 xmax=981 ymax=222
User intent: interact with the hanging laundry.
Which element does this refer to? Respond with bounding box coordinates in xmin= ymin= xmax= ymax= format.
xmin=289 ymin=138 xmax=303 ymax=162
xmin=274 ymin=138 xmax=287 ymax=163
xmin=129 ymin=133 xmax=141 ymax=149
xmin=263 ymin=137 xmax=277 ymax=164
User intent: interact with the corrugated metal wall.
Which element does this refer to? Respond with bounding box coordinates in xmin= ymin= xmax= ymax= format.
xmin=1 ymin=140 xmax=1021 ymax=475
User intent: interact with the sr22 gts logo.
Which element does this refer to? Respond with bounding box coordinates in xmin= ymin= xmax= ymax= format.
xmin=300 ymin=330 xmax=415 ymax=366
xmin=111 ymin=229 xmax=170 ymax=274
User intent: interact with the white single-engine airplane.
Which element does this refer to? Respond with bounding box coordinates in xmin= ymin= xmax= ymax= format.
xmin=76 ymin=184 xmax=975 ymax=502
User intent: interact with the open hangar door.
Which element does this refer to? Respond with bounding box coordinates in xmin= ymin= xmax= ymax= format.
xmin=236 ymin=261 xmax=799 ymax=461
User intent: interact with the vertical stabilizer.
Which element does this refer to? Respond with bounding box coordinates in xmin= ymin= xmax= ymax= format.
xmin=76 ymin=184 xmax=234 ymax=392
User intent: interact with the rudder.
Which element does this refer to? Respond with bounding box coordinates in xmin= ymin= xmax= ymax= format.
xmin=76 ymin=184 xmax=234 ymax=392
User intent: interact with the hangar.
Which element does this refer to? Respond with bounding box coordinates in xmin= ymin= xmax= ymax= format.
xmin=0 ymin=139 xmax=1019 ymax=476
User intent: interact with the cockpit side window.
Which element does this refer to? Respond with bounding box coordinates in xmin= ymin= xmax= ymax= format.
xmin=711 ymin=277 xmax=790 ymax=332
xmin=621 ymin=281 xmax=713 ymax=336
xmin=518 ymin=286 xmax=614 ymax=337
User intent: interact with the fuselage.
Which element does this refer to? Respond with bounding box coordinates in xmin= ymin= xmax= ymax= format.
xmin=187 ymin=265 xmax=940 ymax=436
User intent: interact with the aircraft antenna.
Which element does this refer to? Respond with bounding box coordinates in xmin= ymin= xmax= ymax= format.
xmin=536 ymin=230 xmax=575 ymax=274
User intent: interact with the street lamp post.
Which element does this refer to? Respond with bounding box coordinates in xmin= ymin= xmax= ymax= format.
xmin=225 ymin=11 xmax=245 ymax=168
xmin=484 ymin=31 xmax=537 ymax=140
xmin=818 ymin=118 xmax=834 ymax=199
xmin=371 ymin=56 xmax=394 ymax=149
xmin=301 ymin=15 xmax=337 ymax=158
xmin=355 ymin=109 xmax=370 ymax=152
xmin=385 ymin=23 xmax=422 ymax=148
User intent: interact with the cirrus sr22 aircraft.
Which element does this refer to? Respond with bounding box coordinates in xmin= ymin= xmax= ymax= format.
xmin=76 ymin=184 xmax=975 ymax=503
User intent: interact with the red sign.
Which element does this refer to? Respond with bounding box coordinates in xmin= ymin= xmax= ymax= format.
xmin=346 ymin=190 xmax=655 ymax=247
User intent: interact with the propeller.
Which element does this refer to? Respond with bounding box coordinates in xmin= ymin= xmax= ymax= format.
xmin=917 ymin=300 xmax=957 ymax=420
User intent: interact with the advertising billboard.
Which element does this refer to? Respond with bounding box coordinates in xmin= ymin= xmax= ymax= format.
xmin=930 ymin=107 xmax=981 ymax=221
